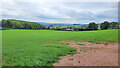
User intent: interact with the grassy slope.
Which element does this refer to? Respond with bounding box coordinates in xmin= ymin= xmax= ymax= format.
xmin=2 ymin=29 xmax=118 ymax=66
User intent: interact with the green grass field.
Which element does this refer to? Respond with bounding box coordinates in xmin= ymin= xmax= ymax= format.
xmin=2 ymin=29 xmax=118 ymax=66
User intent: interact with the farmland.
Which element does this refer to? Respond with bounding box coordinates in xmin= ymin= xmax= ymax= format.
xmin=2 ymin=29 xmax=118 ymax=66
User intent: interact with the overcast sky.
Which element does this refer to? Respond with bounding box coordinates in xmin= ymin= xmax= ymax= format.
xmin=0 ymin=1 xmax=118 ymax=24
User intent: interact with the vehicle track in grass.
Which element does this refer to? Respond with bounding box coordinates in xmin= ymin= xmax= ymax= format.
xmin=54 ymin=41 xmax=118 ymax=66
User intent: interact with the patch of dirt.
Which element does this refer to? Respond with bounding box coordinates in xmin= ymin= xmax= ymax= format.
xmin=54 ymin=41 xmax=118 ymax=66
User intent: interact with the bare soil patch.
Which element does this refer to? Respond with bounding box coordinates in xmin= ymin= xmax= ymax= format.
xmin=54 ymin=41 xmax=118 ymax=66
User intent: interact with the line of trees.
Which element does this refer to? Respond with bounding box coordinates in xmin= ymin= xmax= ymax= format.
xmin=100 ymin=21 xmax=119 ymax=30
xmin=48 ymin=21 xmax=119 ymax=31
xmin=1 ymin=19 xmax=45 ymax=30
xmin=0 ymin=19 xmax=119 ymax=31
xmin=88 ymin=21 xmax=119 ymax=30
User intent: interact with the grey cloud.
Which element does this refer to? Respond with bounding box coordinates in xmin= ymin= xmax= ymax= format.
xmin=1 ymin=2 xmax=118 ymax=24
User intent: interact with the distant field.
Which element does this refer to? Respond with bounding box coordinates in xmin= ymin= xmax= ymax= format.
xmin=2 ymin=29 xmax=118 ymax=66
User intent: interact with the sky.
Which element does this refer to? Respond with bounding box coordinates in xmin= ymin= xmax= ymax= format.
xmin=0 ymin=1 xmax=118 ymax=24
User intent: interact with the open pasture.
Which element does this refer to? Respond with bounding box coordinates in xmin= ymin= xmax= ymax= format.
xmin=2 ymin=29 xmax=118 ymax=66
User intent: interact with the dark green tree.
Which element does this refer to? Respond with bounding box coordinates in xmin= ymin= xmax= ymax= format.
xmin=100 ymin=21 xmax=110 ymax=30
xmin=109 ymin=22 xmax=119 ymax=29
xmin=88 ymin=22 xmax=98 ymax=30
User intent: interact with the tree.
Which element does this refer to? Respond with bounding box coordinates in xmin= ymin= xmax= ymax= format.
xmin=109 ymin=22 xmax=119 ymax=29
xmin=100 ymin=21 xmax=110 ymax=30
xmin=12 ymin=22 xmax=23 ymax=29
xmin=88 ymin=22 xmax=98 ymax=30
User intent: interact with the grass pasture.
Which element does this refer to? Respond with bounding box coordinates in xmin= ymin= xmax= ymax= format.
xmin=2 ymin=29 xmax=118 ymax=66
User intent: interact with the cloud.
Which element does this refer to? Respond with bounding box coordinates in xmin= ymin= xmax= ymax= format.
xmin=0 ymin=2 xmax=118 ymax=24
xmin=1 ymin=0 xmax=119 ymax=2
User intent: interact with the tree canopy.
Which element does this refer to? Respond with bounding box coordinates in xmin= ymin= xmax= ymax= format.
xmin=100 ymin=21 xmax=110 ymax=30
xmin=87 ymin=22 xmax=98 ymax=30
xmin=1 ymin=19 xmax=45 ymax=30
xmin=109 ymin=22 xmax=119 ymax=29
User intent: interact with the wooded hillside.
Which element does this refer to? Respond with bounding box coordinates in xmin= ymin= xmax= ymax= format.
xmin=1 ymin=19 xmax=45 ymax=30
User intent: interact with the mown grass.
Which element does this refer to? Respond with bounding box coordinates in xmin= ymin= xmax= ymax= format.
xmin=2 ymin=29 xmax=118 ymax=66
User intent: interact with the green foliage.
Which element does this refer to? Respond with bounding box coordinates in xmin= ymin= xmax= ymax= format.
xmin=87 ymin=22 xmax=98 ymax=30
xmin=48 ymin=25 xmax=89 ymax=31
xmin=78 ymin=44 xmax=85 ymax=45
xmin=100 ymin=21 xmax=119 ymax=30
xmin=100 ymin=21 xmax=110 ymax=30
xmin=1 ymin=19 xmax=45 ymax=30
xmin=104 ymin=43 xmax=108 ymax=46
xmin=109 ymin=22 xmax=119 ymax=29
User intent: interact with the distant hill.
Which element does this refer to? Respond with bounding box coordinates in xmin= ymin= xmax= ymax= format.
xmin=37 ymin=22 xmax=73 ymax=25
xmin=37 ymin=22 xmax=89 ymax=25
xmin=37 ymin=22 xmax=51 ymax=25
